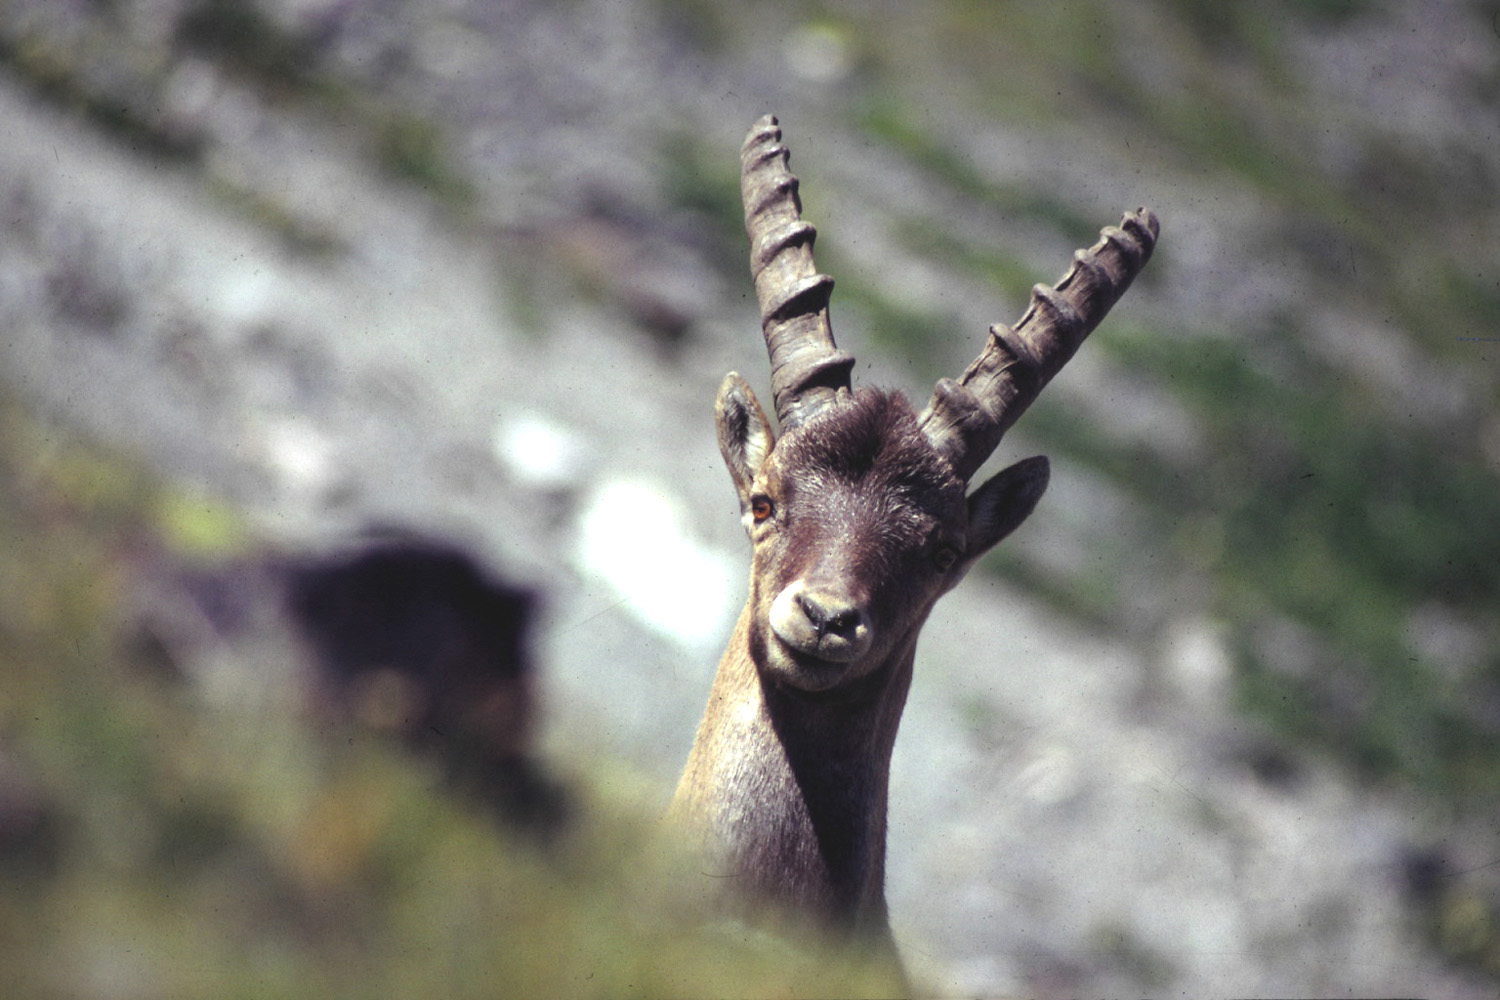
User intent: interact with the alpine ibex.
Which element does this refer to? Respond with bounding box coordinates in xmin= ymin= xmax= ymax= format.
xmin=670 ymin=116 xmax=1157 ymax=946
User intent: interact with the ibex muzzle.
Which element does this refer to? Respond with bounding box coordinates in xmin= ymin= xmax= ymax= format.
xmin=674 ymin=115 xmax=1157 ymax=946
xmin=772 ymin=581 xmax=869 ymax=663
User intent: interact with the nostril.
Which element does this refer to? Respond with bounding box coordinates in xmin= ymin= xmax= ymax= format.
xmin=825 ymin=608 xmax=859 ymax=635
xmin=796 ymin=592 xmax=827 ymax=635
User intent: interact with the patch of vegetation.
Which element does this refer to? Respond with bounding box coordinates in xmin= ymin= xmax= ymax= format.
xmin=896 ymin=0 xmax=1135 ymax=122
xmin=855 ymin=100 xmax=993 ymax=204
xmin=657 ymin=130 xmax=745 ymax=272
xmin=827 ymin=271 xmax=954 ymax=381
xmin=371 ymin=113 xmax=477 ymax=210
xmin=856 ymin=100 xmax=1101 ymax=244
xmin=0 ymin=32 xmax=204 ymax=162
xmin=176 ymin=0 xmax=478 ymax=211
xmin=1 ymin=0 xmax=481 ymax=239
xmin=889 ymin=214 xmax=1045 ymax=305
xmin=205 ymin=175 xmax=347 ymax=258
xmin=993 ymin=308 xmax=1500 ymax=820
xmin=1069 ymin=325 xmax=1500 ymax=805
xmin=982 ymin=543 xmax=1126 ymax=632
xmin=1090 ymin=920 xmax=1177 ymax=990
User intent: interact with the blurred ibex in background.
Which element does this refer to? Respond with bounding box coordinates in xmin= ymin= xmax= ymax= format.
xmin=287 ymin=538 xmax=566 ymax=833
xmin=670 ymin=116 xmax=1158 ymax=949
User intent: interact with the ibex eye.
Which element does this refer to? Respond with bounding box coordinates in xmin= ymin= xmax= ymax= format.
xmin=750 ymin=497 xmax=774 ymax=522
xmin=933 ymin=546 xmax=959 ymax=571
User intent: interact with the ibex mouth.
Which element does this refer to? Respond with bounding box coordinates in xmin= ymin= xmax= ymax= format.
xmin=772 ymin=632 xmax=860 ymax=667
xmin=762 ymin=636 xmax=860 ymax=693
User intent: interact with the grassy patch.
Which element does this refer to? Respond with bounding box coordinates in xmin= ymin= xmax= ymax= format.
xmin=0 ymin=32 xmax=203 ymax=163
xmin=657 ymin=130 xmax=745 ymax=272
xmin=1092 ymin=325 xmax=1500 ymax=802
xmin=856 ymin=100 xmax=1102 ymax=243
xmin=371 ymin=113 xmax=477 ymax=210
xmin=829 ymin=272 xmax=953 ymax=381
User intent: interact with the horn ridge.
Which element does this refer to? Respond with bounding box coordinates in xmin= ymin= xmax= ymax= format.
xmin=919 ymin=208 xmax=1159 ymax=481
xmin=740 ymin=115 xmax=854 ymax=430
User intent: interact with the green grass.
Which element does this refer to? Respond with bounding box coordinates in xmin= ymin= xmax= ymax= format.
xmin=0 ymin=0 xmax=481 ymax=228
xmin=1073 ymin=325 xmax=1500 ymax=805
xmin=370 ymin=113 xmax=477 ymax=210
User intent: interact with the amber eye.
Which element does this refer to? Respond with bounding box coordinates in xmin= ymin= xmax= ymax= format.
xmin=933 ymin=546 xmax=959 ymax=572
xmin=750 ymin=497 xmax=774 ymax=523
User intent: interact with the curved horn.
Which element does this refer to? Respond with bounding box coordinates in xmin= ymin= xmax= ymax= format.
xmin=918 ymin=208 xmax=1159 ymax=482
xmin=741 ymin=115 xmax=854 ymax=431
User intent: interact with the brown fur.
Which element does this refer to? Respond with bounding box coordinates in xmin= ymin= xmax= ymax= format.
xmin=671 ymin=388 xmax=1043 ymax=949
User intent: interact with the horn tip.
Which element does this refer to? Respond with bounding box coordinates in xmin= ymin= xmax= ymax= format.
xmin=744 ymin=115 xmax=783 ymax=151
xmin=1125 ymin=206 xmax=1160 ymax=243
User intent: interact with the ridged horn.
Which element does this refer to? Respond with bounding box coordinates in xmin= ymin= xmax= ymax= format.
xmin=918 ymin=208 xmax=1159 ymax=482
xmin=740 ymin=115 xmax=854 ymax=431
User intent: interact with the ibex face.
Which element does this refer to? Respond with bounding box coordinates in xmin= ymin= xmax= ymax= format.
xmin=717 ymin=379 xmax=1047 ymax=693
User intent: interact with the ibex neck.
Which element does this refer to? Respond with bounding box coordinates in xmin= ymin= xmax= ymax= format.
xmin=670 ymin=604 xmax=915 ymax=934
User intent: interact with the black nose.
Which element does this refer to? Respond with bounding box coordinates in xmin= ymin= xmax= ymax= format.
xmin=797 ymin=591 xmax=862 ymax=639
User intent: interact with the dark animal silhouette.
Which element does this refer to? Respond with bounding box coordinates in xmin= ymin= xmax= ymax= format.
xmin=287 ymin=539 xmax=564 ymax=833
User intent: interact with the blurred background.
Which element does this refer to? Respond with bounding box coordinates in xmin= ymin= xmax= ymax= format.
xmin=0 ymin=0 xmax=1497 ymax=996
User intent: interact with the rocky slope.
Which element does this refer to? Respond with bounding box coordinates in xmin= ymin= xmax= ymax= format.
xmin=2 ymin=1 xmax=1497 ymax=995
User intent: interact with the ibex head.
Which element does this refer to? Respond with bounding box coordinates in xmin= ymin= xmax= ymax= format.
xmin=720 ymin=116 xmax=1157 ymax=694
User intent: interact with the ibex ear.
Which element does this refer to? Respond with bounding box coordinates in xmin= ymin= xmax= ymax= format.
xmin=715 ymin=372 xmax=776 ymax=506
xmin=965 ymin=455 xmax=1050 ymax=558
